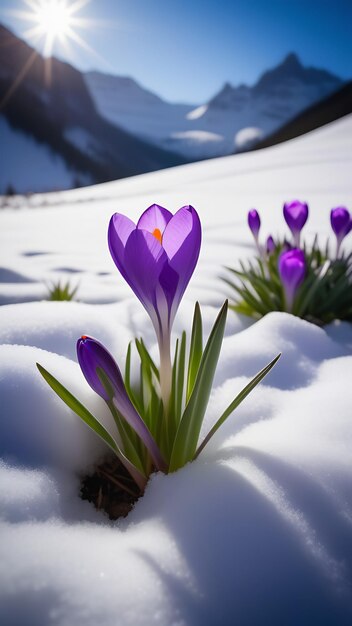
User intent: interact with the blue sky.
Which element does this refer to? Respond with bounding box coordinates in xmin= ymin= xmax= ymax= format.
xmin=1 ymin=0 xmax=351 ymax=104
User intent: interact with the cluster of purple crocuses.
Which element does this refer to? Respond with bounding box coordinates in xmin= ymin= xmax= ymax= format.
xmin=248 ymin=201 xmax=352 ymax=312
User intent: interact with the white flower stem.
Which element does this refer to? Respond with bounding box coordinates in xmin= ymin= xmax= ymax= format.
xmin=284 ymin=288 xmax=294 ymax=313
xmin=158 ymin=334 xmax=172 ymax=414
xmin=293 ymin=232 xmax=300 ymax=248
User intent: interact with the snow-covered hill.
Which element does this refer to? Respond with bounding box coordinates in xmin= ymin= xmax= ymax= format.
xmin=0 ymin=116 xmax=352 ymax=626
xmin=86 ymin=53 xmax=343 ymax=159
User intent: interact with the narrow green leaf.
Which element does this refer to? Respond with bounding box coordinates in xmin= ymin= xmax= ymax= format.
xmin=135 ymin=338 xmax=160 ymax=381
xmin=186 ymin=301 xmax=203 ymax=401
xmin=175 ymin=331 xmax=186 ymax=423
xmin=36 ymin=362 xmax=147 ymax=490
xmin=193 ymin=353 xmax=281 ymax=460
xmin=108 ymin=402 xmax=146 ymax=474
xmin=169 ymin=300 xmax=228 ymax=471
xmin=125 ymin=342 xmax=132 ymax=390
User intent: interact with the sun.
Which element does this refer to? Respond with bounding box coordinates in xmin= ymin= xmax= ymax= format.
xmin=1 ymin=0 xmax=114 ymax=104
xmin=35 ymin=0 xmax=73 ymax=41
xmin=6 ymin=0 xmax=93 ymax=58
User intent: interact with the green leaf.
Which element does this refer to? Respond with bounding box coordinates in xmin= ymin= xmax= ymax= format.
xmin=108 ymin=401 xmax=146 ymax=474
xmin=193 ymin=353 xmax=281 ymax=460
xmin=125 ymin=342 xmax=132 ymax=391
xmin=186 ymin=302 xmax=203 ymax=401
xmin=36 ymin=362 xmax=147 ymax=490
xmin=169 ymin=300 xmax=228 ymax=472
xmin=175 ymin=331 xmax=186 ymax=423
xmin=136 ymin=338 xmax=160 ymax=381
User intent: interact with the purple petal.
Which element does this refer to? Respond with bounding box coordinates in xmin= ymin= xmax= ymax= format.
xmin=137 ymin=204 xmax=173 ymax=236
xmin=266 ymin=235 xmax=276 ymax=255
xmin=77 ymin=335 xmax=124 ymax=402
xmin=283 ymin=200 xmax=309 ymax=233
xmin=278 ymin=248 xmax=306 ymax=301
xmin=158 ymin=262 xmax=179 ymax=309
xmin=162 ymin=205 xmax=201 ymax=260
xmin=330 ymin=207 xmax=350 ymax=238
xmin=123 ymin=228 xmax=167 ymax=316
xmin=108 ymin=214 xmax=136 ymax=281
xmin=162 ymin=206 xmax=201 ymax=321
xmin=248 ymin=209 xmax=261 ymax=237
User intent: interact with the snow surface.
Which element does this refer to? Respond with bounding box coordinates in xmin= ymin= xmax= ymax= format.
xmin=0 ymin=116 xmax=85 ymax=194
xmin=0 ymin=116 xmax=352 ymax=625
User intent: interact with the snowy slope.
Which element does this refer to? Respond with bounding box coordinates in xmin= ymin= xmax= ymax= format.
xmin=0 ymin=116 xmax=352 ymax=626
xmin=0 ymin=116 xmax=92 ymax=193
xmin=86 ymin=54 xmax=343 ymax=159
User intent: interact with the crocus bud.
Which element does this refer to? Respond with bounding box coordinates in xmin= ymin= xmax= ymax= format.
xmin=248 ymin=209 xmax=261 ymax=240
xmin=266 ymin=235 xmax=276 ymax=256
xmin=330 ymin=207 xmax=351 ymax=257
xmin=77 ymin=335 xmax=166 ymax=471
xmin=77 ymin=335 xmax=123 ymax=402
xmin=278 ymin=248 xmax=306 ymax=312
xmin=283 ymin=200 xmax=309 ymax=247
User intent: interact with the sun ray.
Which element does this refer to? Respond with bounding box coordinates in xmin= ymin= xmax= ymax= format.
xmin=0 ymin=0 xmax=115 ymax=105
xmin=64 ymin=26 xmax=115 ymax=71
xmin=0 ymin=48 xmax=38 ymax=110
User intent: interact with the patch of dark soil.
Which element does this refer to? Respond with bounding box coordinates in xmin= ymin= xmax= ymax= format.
xmin=80 ymin=456 xmax=141 ymax=520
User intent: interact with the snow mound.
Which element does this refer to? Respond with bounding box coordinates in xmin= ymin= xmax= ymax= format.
xmin=0 ymin=312 xmax=352 ymax=626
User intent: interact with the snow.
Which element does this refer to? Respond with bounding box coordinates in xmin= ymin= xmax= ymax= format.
xmin=186 ymin=104 xmax=208 ymax=120
xmin=0 ymin=116 xmax=352 ymax=625
xmin=235 ymin=126 xmax=264 ymax=149
xmin=0 ymin=116 xmax=78 ymax=194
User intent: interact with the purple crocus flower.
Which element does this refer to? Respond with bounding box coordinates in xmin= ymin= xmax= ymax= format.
xmin=77 ymin=335 xmax=166 ymax=471
xmin=330 ymin=207 xmax=351 ymax=257
xmin=108 ymin=204 xmax=201 ymax=408
xmin=266 ymin=235 xmax=276 ymax=256
xmin=278 ymin=248 xmax=306 ymax=312
xmin=248 ymin=209 xmax=261 ymax=239
xmin=247 ymin=209 xmax=262 ymax=256
xmin=283 ymin=200 xmax=309 ymax=247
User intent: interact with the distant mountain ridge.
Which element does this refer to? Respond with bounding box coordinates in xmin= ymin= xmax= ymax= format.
xmin=0 ymin=24 xmax=185 ymax=194
xmin=86 ymin=52 xmax=344 ymax=159
xmin=0 ymin=23 xmax=348 ymax=194
xmin=248 ymin=80 xmax=352 ymax=152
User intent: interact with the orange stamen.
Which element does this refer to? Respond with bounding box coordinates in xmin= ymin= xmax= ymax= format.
xmin=81 ymin=335 xmax=87 ymax=340
xmin=152 ymin=228 xmax=162 ymax=243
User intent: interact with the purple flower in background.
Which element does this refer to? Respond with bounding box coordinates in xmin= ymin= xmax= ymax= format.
xmin=247 ymin=209 xmax=262 ymax=256
xmin=77 ymin=335 xmax=166 ymax=471
xmin=330 ymin=207 xmax=351 ymax=257
xmin=248 ymin=209 xmax=261 ymax=239
xmin=108 ymin=204 xmax=201 ymax=408
xmin=266 ymin=235 xmax=276 ymax=256
xmin=278 ymin=248 xmax=306 ymax=312
xmin=283 ymin=200 xmax=309 ymax=247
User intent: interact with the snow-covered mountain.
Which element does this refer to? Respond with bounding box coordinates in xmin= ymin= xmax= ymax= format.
xmin=86 ymin=53 xmax=343 ymax=159
xmin=0 ymin=25 xmax=185 ymax=194
xmin=84 ymin=71 xmax=196 ymax=151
